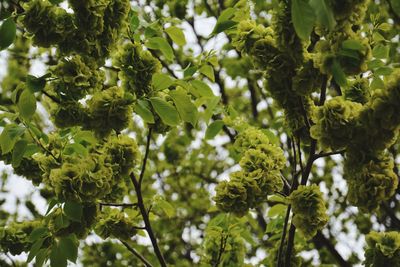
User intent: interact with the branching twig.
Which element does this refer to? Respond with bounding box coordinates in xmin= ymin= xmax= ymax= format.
xmin=129 ymin=127 xmax=167 ymax=267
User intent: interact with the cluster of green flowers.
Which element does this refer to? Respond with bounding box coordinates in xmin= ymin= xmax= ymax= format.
xmin=36 ymin=134 xmax=140 ymax=203
xmin=344 ymin=78 xmax=370 ymax=104
xmin=289 ymin=184 xmax=328 ymax=239
xmin=0 ymin=220 xmax=42 ymax=255
xmin=345 ymin=155 xmax=398 ymax=211
xmin=364 ymin=231 xmax=400 ymax=267
xmin=113 ymin=42 xmax=162 ymax=98
xmin=311 ymin=70 xmax=400 ymax=211
xmin=232 ymin=12 xmax=321 ymax=138
xmin=22 ymin=0 xmax=130 ymax=62
xmin=214 ymin=127 xmax=285 ymax=216
xmin=47 ymin=155 xmax=113 ymax=202
xmin=85 ymin=86 xmax=134 ymax=137
xmin=103 ymin=135 xmax=141 ymax=177
xmin=314 ymin=0 xmax=371 ymax=77
xmin=21 ymin=0 xmax=75 ymax=48
xmin=95 ymin=208 xmax=138 ymax=240
xmin=50 ymin=55 xmax=104 ymax=101
xmin=310 ymin=97 xmax=363 ymax=151
xmin=328 ymin=0 xmax=370 ymax=25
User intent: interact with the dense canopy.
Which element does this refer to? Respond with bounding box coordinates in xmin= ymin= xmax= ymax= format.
xmin=0 ymin=0 xmax=400 ymax=266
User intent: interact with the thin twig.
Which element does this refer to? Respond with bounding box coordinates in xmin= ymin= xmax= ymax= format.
xmin=129 ymin=127 xmax=166 ymax=267
xmin=315 ymin=149 xmax=346 ymax=159
xmin=99 ymin=202 xmax=138 ymax=208
xmin=139 ymin=128 xmax=152 ymax=186
xmin=120 ymin=240 xmax=154 ymax=267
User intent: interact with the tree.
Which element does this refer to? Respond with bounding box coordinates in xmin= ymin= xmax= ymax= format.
xmin=0 ymin=0 xmax=399 ymax=266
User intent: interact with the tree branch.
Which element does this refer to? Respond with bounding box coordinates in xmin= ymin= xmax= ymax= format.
xmin=129 ymin=128 xmax=166 ymax=267
xmin=120 ymin=240 xmax=154 ymax=267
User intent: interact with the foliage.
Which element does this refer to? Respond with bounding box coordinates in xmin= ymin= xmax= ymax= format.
xmin=0 ymin=0 xmax=399 ymax=266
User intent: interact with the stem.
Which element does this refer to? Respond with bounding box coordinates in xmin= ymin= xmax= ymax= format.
xmin=284 ymin=76 xmax=328 ymax=266
xmin=139 ymin=128 xmax=152 ymax=186
xmin=99 ymin=202 xmax=138 ymax=208
xmin=129 ymin=127 xmax=167 ymax=267
xmin=120 ymin=240 xmax=154 ymax=267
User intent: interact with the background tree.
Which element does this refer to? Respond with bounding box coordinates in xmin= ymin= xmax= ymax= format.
xmin=0 ymin=0 xmax=399 ymax=266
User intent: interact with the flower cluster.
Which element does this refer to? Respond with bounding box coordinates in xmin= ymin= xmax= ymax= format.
xmin=214 ymin=128 xmax=285 ymax=216
xmin=310 ymin=97 xmax=363 ymax=151
xmin=289 ymin=185 xmax=328 ymax=239
xmin=345 ymin=155 xmax=398 ymax=212
xmin=22 ymin=0 xmax=130 ymax=62
xmin=103 ymin=135 xmax=141 ymax=177
xmin=22 ymin=0 xmax=75 ymax=48
xmin=114 ymin=42 xmax=162 ymax=98
xmin=344 ymin=78 xmax=370 ymax=104
xmin=0 ymin=220 xmax=42 ymax=255
xmin=232 ymin=15 xmax=321 ymax=138
xmin=364 ymin=231 xmax=400 ymax=267
xmin=86 ymin=86 xmax=133 ymax=137
xmin=47 ymin=156 xmax=113 ymax=203
xmin=95 ymin=208 xmax=138 ymax=240
xmin=50 ymin=55 xmax=104 ymax=101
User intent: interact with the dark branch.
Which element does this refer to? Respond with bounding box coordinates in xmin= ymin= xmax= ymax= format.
xmin=120 ymin=240 xmax=154 ymax=267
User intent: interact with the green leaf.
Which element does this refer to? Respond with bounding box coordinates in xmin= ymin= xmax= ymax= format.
xmin=150 ymin=97 xmax=181 ymax=126
xmin=35 ymin=249 xmax=48 ymax=267
xmin=0 ymin=124 xmax=25 ymax=154
xmin=152 ymin=73 xmax=174 ymax=91
xmin=367 ymin=59 xmax=384 ymax=69
xmin=29 ymin=227 xmax=49 ymax=242
xmin=330 ymin=59 xmax=347 ymax=87
xmin=261 ymin=129 xmax=280 ymax=146
xmin=135 ymin=99 xmax=155 ymax=124
xmin=341 ymin=39 xmax=364 ymax=51
xmin=190 ymin=80 xmax=214 ymax=97
xmin=63 ymin=143 xmax=88 ymax=157
xmin=146 ymin=37 xmax=175 ymax=61
xmin=183 ymin=66 xmax=198 ymax=77
xmin=12 ymin=139 xmax=28 ymax=167
xmin=64 ymin=201 xmax=82 ymax=222
xmin=26 ymin=75 xmax=47 ymax=92
xmin=46 ymin=199 xmax=59 ymax=215
xmin=169 ymin=90 xmax=199 ymax=126
xmin=18 ymin=89 xmax=37 ymax=120
xmin=309 ymin=0 xmax=336 ymax=30
xmin=390 ymin=0 xmax=400 ymax=17
xmin=59 ymin=236 xmax=78 ymax=263
xmin=199 ymin=65 xmax=215 ymax=82
xmin=203 ymin=96 xmax=221 ymax=124
xmin=0 ymin=18 xmax=16 ymax=50
xmin=27 ymin=238 xmax=44 ymax=263
xmin=165 ymin=26 xmax=186 ymax=46
xmin=153 ymin=196 xmax=175 ymax=218
xmin=268 ymin=204 xmax=287 ymax=217
xmin=49 ymin=0 xmax=64 ymax=4
xmin=374 ymin=66 xmax=393 ymax=76
xmin=372 ymin=44 xmax=389 ymax=59
xmin=370 ymin=76 xmax=385 ymax=90
xmin=50 ymin=244 xmax=67 ymax=267
xmin=130 ymin=13 xmax=140 ymax=33
xmin=205 ymin=120 xmax=224 ymax=139
xmin=291 ymin=0 xmax=316 ymax=40
xmin=212 ymin=7 xmax=238 ymax=34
